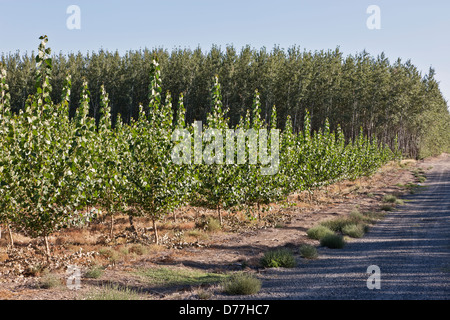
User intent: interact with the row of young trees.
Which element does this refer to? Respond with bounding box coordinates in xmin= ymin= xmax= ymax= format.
xmin=2 ymin=44 xmax=449 ymax=158
xmin=1 ymin=37 xmax=398 ymax=256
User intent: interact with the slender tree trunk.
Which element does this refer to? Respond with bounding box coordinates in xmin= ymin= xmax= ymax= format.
xmin=217 ymin=205 xmax=222 ymax=226
xmin=6 ymin=224 xmax=14 ymax=249
xmin=44 ymin=235 xmax=51 ymax=261
xmin=110 ymin=215 xmax=114 ymax=239
xmin=129 ymin=215 xmax=136 ymax=233
xmin=257 ymin=202 xmax=261 ymax=220
xmin=152 ymin=218 xmax=159 ymax=244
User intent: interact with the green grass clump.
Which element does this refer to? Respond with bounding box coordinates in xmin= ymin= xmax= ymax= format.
xmin=85 ymin=284 xmax=143 ymax=300
xmin=206 ymin=217 xmax=221 ymax=232
xmin=381 ymin=204 xmax=394 ymax=211
xmin=299 ymin=244 xmax=318 ymax=259
xmin=129 ymin=244 xmax=148 ymax=256
xmin=306 ymin=225 xmax=335 ymax=240
xmin=342 ymin=224 xmax=365 ymax=238
xmin=320 ymin=209 xmax=367 ymax=233
xmin=412 ymin=169 xmax=427 ymax=183
xmin=84 ymin=265 xmax=104 ymax=279
xmin=222 ymin=272 xmax=262 ymax=295
xmin=38 ymin=272 xmax=62 ymax=289
xmin=383 ymin=194 xmax=397 ymax=203
xmin=197 ymin=289 xmax=213 ymax=300
xmin=308 ymin=208 xmax=387 ymax=243
xmin=260 ymin=248 xmax=296 ymax=268
xmin=98 ymin=247 xmax=120 ymax=262
xmin=363 ymin=211 xmax=387 ymax=221
xmin=320 ymin=234 xmax=346 ymax=249
xmin=134 ymin=267 xmax=228 ymax=287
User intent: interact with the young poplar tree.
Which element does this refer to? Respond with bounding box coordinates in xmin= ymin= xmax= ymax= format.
xmin=95 ymin=84 xmax=128 ymax=238
xmin=0 ymin=64 xmax=14 ymax=247
xmin=7 ymin=36 xmax=93 ymax=258
xmin=242 ymin=92 xmax=282 ymax=219
xmin=196 ymin=76 xmax=241 ymax=225
xmin=170 ymin=93 xmax=196 ymax=222
xmin=123 ymin=58 xmax=182 ymax=244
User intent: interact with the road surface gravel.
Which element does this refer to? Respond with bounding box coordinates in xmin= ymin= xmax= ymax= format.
xmin=237 ymin=154 xmax=450 ymax=300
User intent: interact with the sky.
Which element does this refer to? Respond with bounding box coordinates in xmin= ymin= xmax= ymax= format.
xmin=1 ymin=0 xmax=449 ymax=106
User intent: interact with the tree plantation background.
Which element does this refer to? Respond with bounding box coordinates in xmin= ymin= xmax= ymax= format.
xmin=1 ymin=37 xmax=407 ymax=255
xmin=2 ymin=44 xmax=449 ymax=159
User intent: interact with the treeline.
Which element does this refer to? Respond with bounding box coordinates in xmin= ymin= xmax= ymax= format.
xmin=1 ymin=41 xmax=449 ymax=158
xmin=1 ymin=42 xmax=450 ymax=157
xmin=0 ymin=36 xmax=398 ymax=256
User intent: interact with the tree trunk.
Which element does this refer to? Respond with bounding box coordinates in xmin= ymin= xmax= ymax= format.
xmin=217 ymin=205 xmax=223 ymax=226
xmin=257 ymin=202 xmax=261 ymax=220
xmin=110 ymin=215 xmax=114 ymax=239
xmin=129 ymin=215 xmax=136 ymax=233
xmin=6 ymin=224 xmax=14 ymax=249
xmin=44 ymin=235 xmax=51 ymax=261
xmin=152 ymin=218 xmax=159 ymax=245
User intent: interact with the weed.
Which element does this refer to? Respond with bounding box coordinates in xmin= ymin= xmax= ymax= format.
xmin=187 ymin=230 xmax=209 ymax=240
xmin=84 ymin=265 xmax=104 ymax=279
xmin=206 ymin=217 xmax=221 ymax=232
xmin=38 ymin=271 xmax=62 ymax=289
xmin=85 ymin=283 xmax=143 ymax=300
xmin=222 ymin=272 xmax=261 ymax=295
xmin=98 ymin=247 xmax=120 ymax=263
xmin=320 ymin=234 xmax=346 ymax=249
xmin=260 ymin=248 xmax=296 ymax=268
xmin=134 ymin=267 xmax=228 ymax=287
xmin=197 ymin=289 xmax=212 ymax=300
xmin=417 ymin=176 xmax=427 ymax=183
xmin=342 ymin=224 xmax=365 ymax=238
xmin=383 ymin=194 xmax=397 ymax=203
xmin=306 ymin=225 xmax=335 ymax=240
xmin=362 ymin=211 xmax=387 ymax=222
xmin=299 ymin=244 xmax=318 ymax=259
xmin=129 ymin=244 xmax=148 ymax=256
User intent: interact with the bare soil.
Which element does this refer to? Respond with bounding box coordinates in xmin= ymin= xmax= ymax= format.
xmin=0 ymin=157 xmax=432 ymax=300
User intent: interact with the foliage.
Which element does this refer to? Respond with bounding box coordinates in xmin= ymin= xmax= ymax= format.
xmin=85 ymin=283 xmax=143 ymax=300
xmin=2 ymin=36 xmax=94 ymax=256
xmin=341 ymin=224 xmax=365 ymax=238
xmin=320 ymin=234 xmax=346 ymax=249
xmin=2 ymin=44 xmax=449 ymax=158
xmin=260 ymin=248 xmax=296 ymax=268
xmin=299 ymin=244 xmax=318 ymax=259
xmin=306 ymin=225 xmax=335 ymax=240
xmin=120 ymin=57 xmax=187 ymax=243
xmin=134 ymin=266 xmax=229 ymax=287
xmin=0 ymin=36 xmax=422 ymax=256
xmin=222 ymin=272 xmax=262 ymax=295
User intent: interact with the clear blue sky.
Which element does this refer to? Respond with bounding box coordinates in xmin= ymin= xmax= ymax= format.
xmin=1 ymin=0 xmax=449 ymax=105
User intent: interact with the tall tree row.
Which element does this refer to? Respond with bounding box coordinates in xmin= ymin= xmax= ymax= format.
xmin=2 ymin=45 xmax=449 ymax=158
xmin=0 ymin=37 xmax=402 ymax=256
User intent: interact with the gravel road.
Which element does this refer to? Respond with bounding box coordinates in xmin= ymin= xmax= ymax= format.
xmin=242 ymin=154 xmax=450 ymax=300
